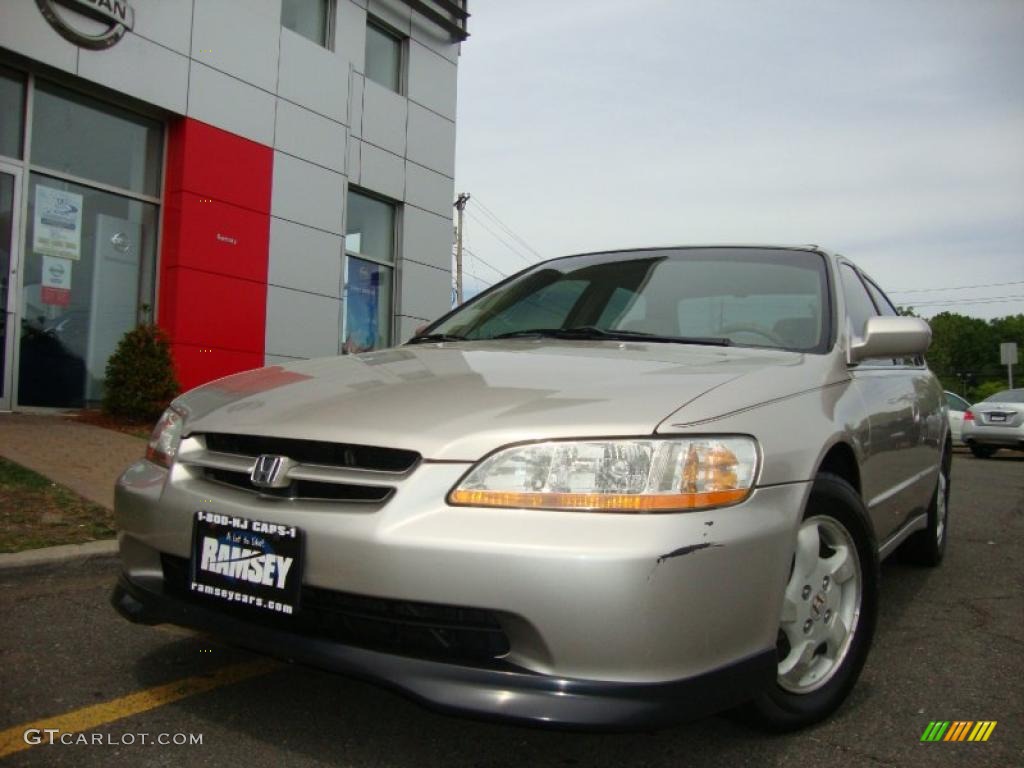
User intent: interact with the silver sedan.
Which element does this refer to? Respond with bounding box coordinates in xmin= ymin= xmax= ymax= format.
xmin=961 ymin=388 xmax=1024 ymax=457
xmin=112 ymin=246 xmax=948 ymax=731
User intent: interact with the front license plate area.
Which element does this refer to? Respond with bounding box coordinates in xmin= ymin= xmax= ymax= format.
xmin=190 ymin=511 xmax=303 ymax=616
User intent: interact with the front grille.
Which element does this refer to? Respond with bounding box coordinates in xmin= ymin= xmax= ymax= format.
xmin=202 ymin=433 xmax=419 ymax=473
xmin=184 ymin=433 xmax=419 ymax=504
xmin=160 ymin=554 xmax=511 ymax=667
xmin=203 ymin=468 xmax=393 ymax=503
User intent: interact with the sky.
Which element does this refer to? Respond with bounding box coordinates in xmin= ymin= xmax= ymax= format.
xmin=452 ymin=0 xmax=1024 ymax=319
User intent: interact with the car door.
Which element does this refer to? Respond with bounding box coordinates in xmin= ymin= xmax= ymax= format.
xmin=841 ymin=264 xmax=938 ymax=541
xmin=944 ymin=391 xmax=970 ymax=444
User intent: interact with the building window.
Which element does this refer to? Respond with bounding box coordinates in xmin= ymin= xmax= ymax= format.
xmin=15 ymin=79 xmax=162 ymax=408
xmin=31 ymin=81 xmax=163 ymax=196
xmin=365 ymin=19 xmax=403 ymax=92
xmin=343 ymin=190 xmax=396 ymax=353
xmin=281 ymin=0 xmax=333 ymax=48
xmin=0 ymin=65 xmax=26 ymax=160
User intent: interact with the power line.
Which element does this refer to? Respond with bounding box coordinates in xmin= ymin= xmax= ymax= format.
xmin=889 ymin=280 xmax=1024 ymax=295
xmin=474 ymin=198 xmax=542 ymax=259
xmin=466 ymin=210 xmax=536 ymax=264
xmin=908 ymin=294 xmax=1024 ymax=307
xmin=471 ymin=196 xmax=544 ymax=260
xmin=461 ymin=270 xmax=493 ymax=287
xmin=463 ymin=247 xmax=507 ymax=279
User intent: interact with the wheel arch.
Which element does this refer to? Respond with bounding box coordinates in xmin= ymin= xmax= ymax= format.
xmin=815 ymin=441 xmax=862 ymax=497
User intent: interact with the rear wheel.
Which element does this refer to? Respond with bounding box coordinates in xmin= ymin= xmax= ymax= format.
xmin=899 ymin=450 xmax=951 ymax=566
xmin=969 ymin=444 xmax=997 ymax=459
xmin=747 ymin=474 xmax=878 ymax=731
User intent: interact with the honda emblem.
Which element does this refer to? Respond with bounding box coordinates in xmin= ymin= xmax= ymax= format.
xmin=250 ymin=455 xmax=292 ymax=489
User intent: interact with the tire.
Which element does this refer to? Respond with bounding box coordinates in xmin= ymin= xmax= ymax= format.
xmin=899 ymin=449 xmax=951 ymax=567
xmin=969 ymin=444 xmax=997 ymax=459
xmin=746 ymin=473 xmax=879 ymax=731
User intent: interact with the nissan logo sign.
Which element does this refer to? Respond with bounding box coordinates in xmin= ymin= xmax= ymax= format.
xmin=36 ymin=0 xmax=135 ymax=50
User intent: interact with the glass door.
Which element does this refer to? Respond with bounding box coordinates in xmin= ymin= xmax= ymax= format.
xmin=0 ymin=163 xmax=22 ymax=411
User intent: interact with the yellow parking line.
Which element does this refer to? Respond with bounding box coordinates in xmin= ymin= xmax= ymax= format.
xmin=0 ymin=659 xmax=277 ymax=758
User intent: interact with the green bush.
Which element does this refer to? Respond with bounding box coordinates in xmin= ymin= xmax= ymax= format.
xmin=102 ymin=324 xmax=179 ymax=422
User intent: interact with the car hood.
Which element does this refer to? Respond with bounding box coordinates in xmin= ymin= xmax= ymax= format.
xmin=176 ymin=340 xmax=840 ymax=460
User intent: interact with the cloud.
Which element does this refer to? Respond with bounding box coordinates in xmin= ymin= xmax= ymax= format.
xmin=455 ymin=0 xmax=1024 ymax=318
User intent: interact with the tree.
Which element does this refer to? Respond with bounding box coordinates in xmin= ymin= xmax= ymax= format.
xmin=923 ymin=312 xmax=1023 ymax=398
xmin=102 ymin=324 xmax=180 ymax=422
xmin=989 ymin=314 xmax=1024 ymax=350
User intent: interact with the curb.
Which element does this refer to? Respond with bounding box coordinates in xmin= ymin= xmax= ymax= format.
xmin=0 ymin=539 xmax=118 ymax=571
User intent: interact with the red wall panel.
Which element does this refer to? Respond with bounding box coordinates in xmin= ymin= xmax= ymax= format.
xmin=171 ymin=344 xmax=265 ymax=392
xmin=164 ymin=119 xmax=273 ymax=213
xmin=160 ymin=267 xmax=267 ymax=352
xmin=161 ymin=191 xmax=270 ymax=283
xmin=158 ymin=117 xmax=272 ymax=393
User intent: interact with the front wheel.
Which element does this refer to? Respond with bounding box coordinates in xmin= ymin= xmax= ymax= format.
xmin=746 ymin=473 xmax=879 ymax=731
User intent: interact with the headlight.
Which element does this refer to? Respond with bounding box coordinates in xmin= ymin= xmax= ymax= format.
xmin=145 ymin=406 xmax=186 ymax=468
xmin=448 ymin=437 xmax=758 ymax=512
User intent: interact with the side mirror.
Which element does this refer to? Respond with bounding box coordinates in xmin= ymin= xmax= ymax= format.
xmin=848 ymin=316 xmax=931 ymax=364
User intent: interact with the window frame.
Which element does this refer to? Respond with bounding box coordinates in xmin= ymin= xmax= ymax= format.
xmin=343 ymin=187 xmax=400 ymax=351
xmin=861 ymin=274 xmax=900 ymax=317
xmin=364 ymin=16 xmax=406 ymax=94
xmin=838 ymin=262 xmax=879 ymax=339
xmin=280 ymin=0 xmax=336 ymax=50
xmin=1 ymin=66 xmax=167 ymax=409
xmin=0 ymin=64 xmax=27 ymax=162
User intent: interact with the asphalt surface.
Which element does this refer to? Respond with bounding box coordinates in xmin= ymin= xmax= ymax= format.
xmin=1 ymin=451 xmax=1021 ymax=767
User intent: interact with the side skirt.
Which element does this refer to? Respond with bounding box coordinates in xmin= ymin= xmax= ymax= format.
xmin=877 ymin=512 xmax=928 ymax=560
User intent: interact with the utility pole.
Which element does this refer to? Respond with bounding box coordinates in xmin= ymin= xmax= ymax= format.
xmin=453 ymin=192 xmax=470 ymax=305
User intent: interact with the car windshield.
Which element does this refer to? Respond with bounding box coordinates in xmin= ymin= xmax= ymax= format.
xmin=419 ymin=247 xmax=830 ymax=352
xmin=983 ymin=389 xmax=1024 ymax=403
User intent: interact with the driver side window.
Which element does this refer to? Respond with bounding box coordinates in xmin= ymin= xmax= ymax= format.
xmin=840 ymin=264 xmax=878 ymax=338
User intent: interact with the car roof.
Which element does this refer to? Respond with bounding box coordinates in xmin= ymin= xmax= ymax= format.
xmin=563 ymin=244 xmax=823 ymax=258
xmin=536 ymin=245 xmax=836 ymax=269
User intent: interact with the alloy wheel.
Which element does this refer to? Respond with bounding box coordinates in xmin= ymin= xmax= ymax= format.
xmin=777 ymin=515 xmax=863 ymax=694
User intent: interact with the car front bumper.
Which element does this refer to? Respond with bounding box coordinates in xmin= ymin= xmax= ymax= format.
xmin=112 ymin=572 xmax=774 ymax=727
xmin=112 ymin=458 xmax=809 ymax=726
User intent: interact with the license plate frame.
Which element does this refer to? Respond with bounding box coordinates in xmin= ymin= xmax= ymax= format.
xmin=189 ymin=511 xmax=303 ymax=616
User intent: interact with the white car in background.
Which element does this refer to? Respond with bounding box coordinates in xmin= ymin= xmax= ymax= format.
xmin=961 ymin=388 xmax=1024 ymax=458
xmin=944 ymin=391 xmax=971 ymax=445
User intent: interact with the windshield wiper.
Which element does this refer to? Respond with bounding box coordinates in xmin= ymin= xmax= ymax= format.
xmin=492 ymin=326 xmax=732 ymax=346
xmin=407 ymin=332 xmax=468 ymax=344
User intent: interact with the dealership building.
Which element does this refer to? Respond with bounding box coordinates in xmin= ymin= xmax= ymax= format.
xmin=0 ymin=0 xmax=466 ymax=410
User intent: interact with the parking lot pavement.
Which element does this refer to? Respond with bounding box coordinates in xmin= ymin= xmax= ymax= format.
xmin=0 ymin=453 xmax=1021 ymax=768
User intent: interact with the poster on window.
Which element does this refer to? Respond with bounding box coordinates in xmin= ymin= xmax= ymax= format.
xmin=33 ymin=186 xmax=83 ymax=261
xmin=344 ymin=259 xmax=382 ymax=354
xmin=40 ymin=255 xmax=73 ymax=307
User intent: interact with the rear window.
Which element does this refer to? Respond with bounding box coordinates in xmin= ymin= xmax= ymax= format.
xmin=983 ymin=389 xmax=1024 ymax=403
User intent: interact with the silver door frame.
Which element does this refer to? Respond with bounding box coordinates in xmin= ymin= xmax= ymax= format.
xmin=0 ymin=160 xmax=23 ymax=411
